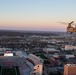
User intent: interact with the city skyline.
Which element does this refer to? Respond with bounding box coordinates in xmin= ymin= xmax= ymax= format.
xmin=0 ymin=0 xmax=76 ymax=31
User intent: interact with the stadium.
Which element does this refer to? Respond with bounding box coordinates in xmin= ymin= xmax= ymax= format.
xmin=0 ymin=51 xmax=43 ymax=75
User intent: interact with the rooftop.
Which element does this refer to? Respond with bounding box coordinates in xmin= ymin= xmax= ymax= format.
xmin=66 ymin=64 xmax=76 ymax=66
xmin=44 ymin=48 xmax=59 ymax=51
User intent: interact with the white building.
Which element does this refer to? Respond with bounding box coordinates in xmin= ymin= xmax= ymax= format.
xmin=65 ymin=55 xmax=75 ymax=59
xmin=65 ymin=45 xmax=76 ymax=50
xmin=43 ymin=48 xmax=60 ymax=54
xmin=27 ymin=54 xmax=43 ymax=75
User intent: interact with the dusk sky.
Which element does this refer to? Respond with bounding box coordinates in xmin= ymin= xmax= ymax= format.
xmin=0 ymin=0 xmax=76 ymax=31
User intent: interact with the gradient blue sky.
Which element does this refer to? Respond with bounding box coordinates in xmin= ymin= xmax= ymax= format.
xmin=0 ymin=0 xmax=76 ymax=31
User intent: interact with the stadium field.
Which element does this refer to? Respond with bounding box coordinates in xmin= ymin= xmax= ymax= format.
xmin=1 ymin=67 xmax=17 ymax=75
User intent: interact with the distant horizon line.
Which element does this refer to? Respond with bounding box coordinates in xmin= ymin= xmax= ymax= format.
xmin=0 ymin=28 xmax=65 ymax=33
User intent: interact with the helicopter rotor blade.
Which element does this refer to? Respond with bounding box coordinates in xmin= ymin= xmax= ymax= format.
xmin=57 ymin=22 xmax=69 ymax=25
xmin=57 ymin=22 xmax=76 ymax=25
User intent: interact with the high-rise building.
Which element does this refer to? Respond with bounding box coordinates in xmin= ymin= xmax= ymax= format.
xmin=64 ymin=64 xmax=76 ymax=75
